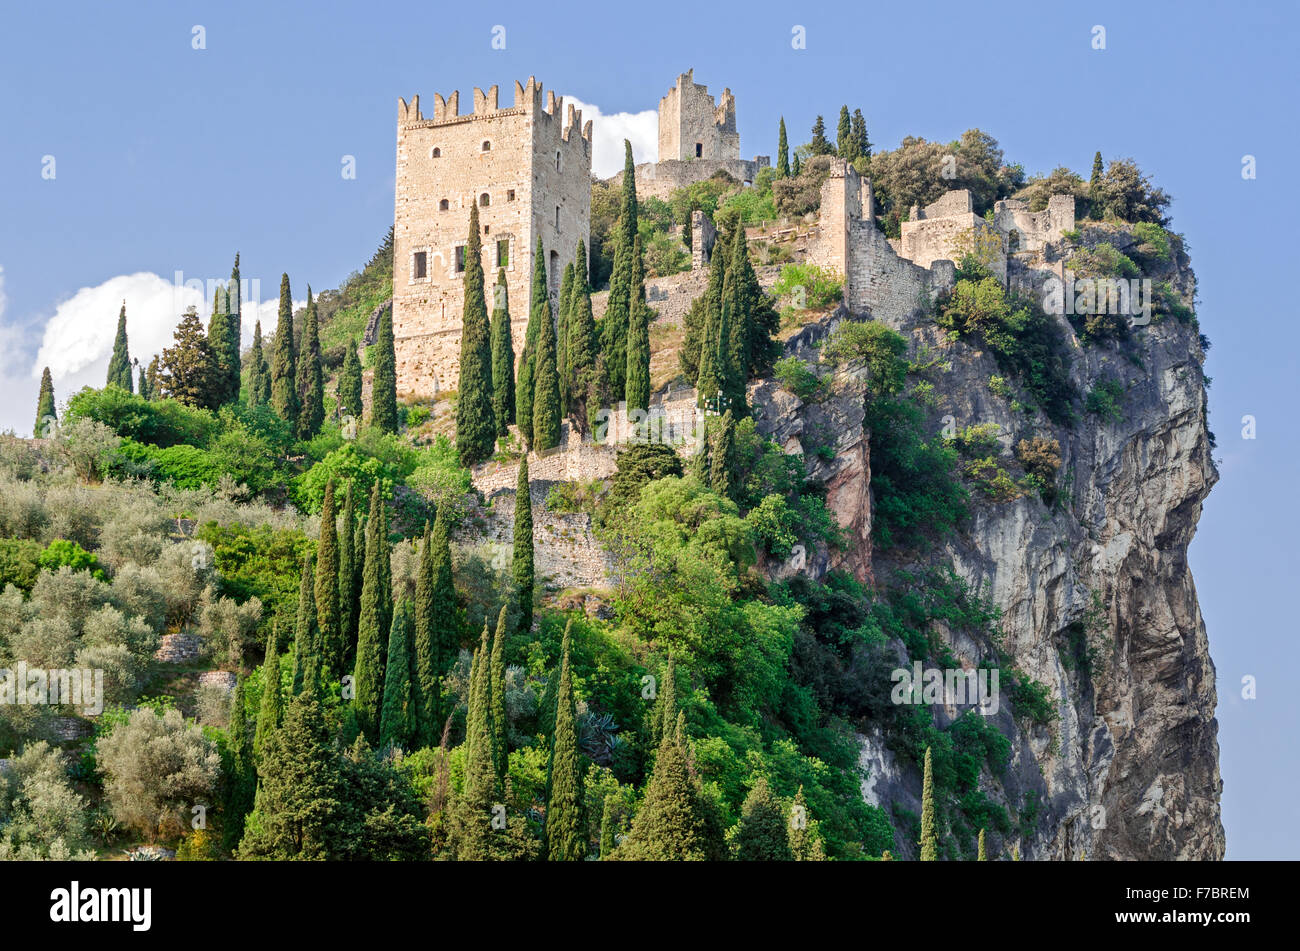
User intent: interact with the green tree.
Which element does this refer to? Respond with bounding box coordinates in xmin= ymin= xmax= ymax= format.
xmin=456 ymin=203 xmax=496 ymax=464
xmin=489 ymin=604 xmax=508 ymax=786
xmin=370 ymin=301 xmax=398 ymax=434
xmin=253 ymin=631 xmax=283 ymax=764
xmin=788 ymin=785 xmax=827 ymax=860
xmin=295 ymin=287 xmax=324 ymax=438
xmin=546 ymin=620 xmax=584 ymax=861
xmin=531 ymin=274 xmax=561 ymax=452
xmin=291 ymin=554 xmax=320 ymax=696
xmin=792 ymin=153 xmax=802 ymax=176
xmin=684 ymin=235 xmax=727 ymax=394
xmin=600 ymin=140 xmax=639 ymax=400
xmin=159 ymin=309 xmax=218 ymax=410
xmin=566 ymin=240 xmax=598 ymax=431
xmin=836 ymin=105 xmax=854 ymax=161
xmin=810 ymin=115 xmax=833 ymax=156
xmin=920 ymin=745 xmax=938 ymax=860
xmin=709 ymin=409 xmax=736 ymax=500
xmin=247 ymin=320 xmax=268 ymax=407
xmin=337 ymin=481 xmax=358 ymax=667
xmin=617 ymin=713 xmax=718 ymax=860
xmin=270 ymin=274 xmax=299 ymax=426
xmin=978 ymin=827 xmax=987 ymax=860
xmin=777 ymin=117 xmax=790 ymax=177
xmin=512 ymin=456 xmax=534 ymax=633
xmin=379 ymin=598 xmax=415 ymax=750
xmin=315 ymin=479 xmax=341 ymax=679
xmin=556 ymin=261 xmax=575 ymax=414
xmin=222 ymin=675 xmax=256 ymax=851
xmin=33 ymin=367 xmax=56 ymax=438
xmin=730 ymin=777 xmax=792 ymax=860
xmin=337 ymin=338 xmax=363 ymax=422
xmin=489 ymin=269 xmax=515 ymax=437
xmin=624 ymin=234 xmax=651 ymax=415
xmin=454 ymin=629 xmax=499 ymax=859
xmin=106 ymin=302 xmax=133 ymax=392
xmin=207 ymin=287 xmax=238 ymax=406
xmin=353 ymin=482 xmax=387 ymax=742
xmin=852 ymin=108 xmax=871 ymax=160
xmin=136 ymin=363 xmax=150 ymax=400
xmin=414 ymin=509 xmax=458 ymax=747
xmin=1089 ymin=150 xmax=1105 ymax=219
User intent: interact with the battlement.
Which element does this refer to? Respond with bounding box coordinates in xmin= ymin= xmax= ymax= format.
xmin=397 ymin=77 xmax=592 ymax=143
xmin=658 ymin=68 xmax=741 ymax=163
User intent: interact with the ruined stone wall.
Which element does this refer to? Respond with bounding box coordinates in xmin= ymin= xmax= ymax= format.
xmin=690 ymin=209 xmax=716 ymax=270
xmin=994 ymin=195 xmax=1076 ymax=255
xmin=900 ymin=211 xmax=1007 ymax=283
xmin=622 ymin=157 xmax=769 ymax=201
xmin=658 ymin=69 xmax=740 ymax=162
xmin=393 ymin=78 xmax=591 ymax=397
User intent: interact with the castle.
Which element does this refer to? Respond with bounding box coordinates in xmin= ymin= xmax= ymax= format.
xmin=392 ymin=77 xmax=592 ymax=396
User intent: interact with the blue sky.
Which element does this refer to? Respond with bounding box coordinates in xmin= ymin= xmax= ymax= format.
xmin=1 ymin=0 xmax=1296 ymax=858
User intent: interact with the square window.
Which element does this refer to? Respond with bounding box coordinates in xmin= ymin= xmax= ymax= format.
xmin=454 ymin=245 xmax=466 ymax=273
xmin=413 ymin=251 xmax=427 ymax=280
xmin=507 ymin=189 xmax=516 ymax=202
xmin=497 ymin=240 xmax=509 ymax=268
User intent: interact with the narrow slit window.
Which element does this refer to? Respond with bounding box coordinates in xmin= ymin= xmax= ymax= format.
xmin=454 ymin=245 xmax=466 ymax=273
xmin=413 ymin=251 xmax=427 ymax=280
xmin=497 ymin=240 xmax=509 ymax=268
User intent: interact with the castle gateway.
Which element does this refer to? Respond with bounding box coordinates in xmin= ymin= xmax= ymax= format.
xmin=393 ymin=77 xmax=592 ymax=397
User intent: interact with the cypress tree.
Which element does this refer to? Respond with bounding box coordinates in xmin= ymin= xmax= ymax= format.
xmin=730 ymin=777 xmax=793 ymax=860
xmin=618 ymin=715 xmax=714 ymax=860
xmin=270 ymin=274 xmax=299 ymax=425
xmin=810 ymin=115 xmax=832 ymax=156
xmin=247 ymin=320 xmax=266 ymax=407
xmin=600 ymin=140 xmax=638 ymax=400
xmin=920 ymin=745 xmax=938 ymax=861
xmin=337 ymin=481 xmax=358 ymax=665
xmin=145 ymin=355 xmax=161 ymax=400
xmin=489 ymin=269 xmax=515 ymax=437
xmin=379 ymin=598 xmax=415 ymax=750
xmin=566 ymin=240 xmax=598 ymax=431
xmin=624 ymin=234 xmax=651 ymax=416
xmin=691 ymin=241 xmax=728 ymax=408
xmin=413 ymin=507 xmax=458 ymax=748
xmin=376 ymin=491 xmax=393 ymax=674
xmin=516 ymin=236 xmax=548 ymax=446
xmin=107 ymin=302 xmax=133 ymax=391
xmin=254 ymin=631 xmax=283 ymax=764
xmin=348 ymin=514 xmax=365 ymax=673
xmin=136 ymin=363 xmax=149 ymax=400
xmin=315 ymin=479 xmax=341 ymax=679
xmin=490 ymin=604 xmax=508 ymax=786
xmin=978 ymin=827 xmax=987 ymax=860
xmin=33 ymin=367 xmax=56 ymax=438
xmin=777 ymin=118 xmax=790 ymax=177
xmin=337 ymin=338 xmax=363 ymax=423
xmin=222 ymin=675 xmax=256 ymax=851
xmin=296 ymin=287 xmax=324 ymax=438
xmin=556 ymin=262 xmax=575 ymax=414
xmin=1089 ymin=151 xmax=1105 ymax=219
xmin=852 ymin=108 xmax=871 ymax=160
xmin=836 ymin=105 xmax=854 ymax=161
xmin=655 ymin=654 xmax=678 ymax=746
xmin=455 ymin=630 xmax=498 ymax=859
xmin=599 ymin=795 xmax=618 ymax=858
xmin=710 ymin=409 xmax=736 ymax=500
xmin=456 ymin=203 xmax=496 ymax=464
xmin=531 ymin=275 xmax=561 ymax=452
xmin=792 ymin=153 xmax=802 ymax=176
xmin=545 ymin=620 xmax=584 ymax=861
xmin=227 ymin=254 xmax=242 ymax=397
xmin=371 ymin=299 xmax=398 ymax=433
xmin=291 ymin=554 xmax=320 ymax=696
xmin=353 ymin=482 xmax=387 ymax=742
xmin=788 ymin=785 xmax=827 ymax=860
xmin=512 ymin=457 xmax=534 ymax=634
xmin=207 ymin=287 xmax=237 ymax=405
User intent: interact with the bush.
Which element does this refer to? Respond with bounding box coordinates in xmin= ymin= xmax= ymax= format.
xmin=773 ymin=263 xmax=843 ymax=311
xmin=65 ymin=387 xmax=219 ymax=448
xmin=38 ymin=539 xmax=105 ymax=581
xmin=773 ymin=357 xmax=825 ymax=402
xmin=57 ymin=417 xmax=121 ymax=483
xmin=1085 ymin=378 xmax=1125 ymax=422
xmin=746 ymin=494 xmax=800 ymax=560
xmin=0 ymin=538 xmax=43 ymax=592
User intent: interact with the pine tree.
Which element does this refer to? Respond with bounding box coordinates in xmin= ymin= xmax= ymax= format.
xmin=456 ymin=203 xmax=496 ymax=463
xmin=270 ymin=274 xmax=299 ymax=426
xmin=710 ymin=409 xmax=736 ymax=499
xmin=556 ymin=261 xmax=575 ymax=414
xmin=222 ymin=675 xmax=256 ymax=851
xmin=33 ymin=367 xmax=56 ymax=438
xmin=295 ymin=287 xmax=324 ymax=438
xmin=978 ymin=827 xmax=987 ymax=860
xmin=836 ymin=105 xmax=854 ymax=161
xmin=512 ymin=456 xmax=534 ymax=634
xmin=624 ymin=234 xmax=651 ymax=416
xmin=489 ymin=269 xmax=515 ymax=437
xmin=254 ymin=631 xmax=283 ymax=764
xmin=370 ymin=301 xmax=398 ymax=434
xmin=617 ymin=715 xmax=716 ymax=860
xmin=600 ymin=140 xmax=638 ymax=400
xmin=851 ymin=108 xmax=871 ymax=160
xmin=531 ymin=274 xmax=561 ymax=452
xmin=546 ymin=620 xmax=584 ymax=861
xmin=291 ymin=554 xmax=320 ymax=696
xmin=788 ymin=785 xmax=827 ymax=861
xmin=810 ymin=115 xmax=833 ymax=156
xmin=315 ymin=479 xmax=341 ymax=680
xmin=730 ymin=777 xmax=793 ymax=860
xmin=353 ymin=482 xmax=387 ymax=742
xmin=379 ymin=598 xmax=415 ymax=750
xmin=106 ymin=302 xmax=133 ymax=391
xmin=920 ymin=745 xmax=938 ymax=860
xmin=337 ymin=338 xmax=363 ymax=422
xmin=489 ymin=604 xmax=508 ymax=786
xmin=159 ymin=309 xmax=218 ymax=409
xmin=337 ymin=481 xmax=358 ymax=667
xmin=566 ymin=240 xmax=597 ymax=431
xmin=777 ymin=118 xmax=790 ymax=177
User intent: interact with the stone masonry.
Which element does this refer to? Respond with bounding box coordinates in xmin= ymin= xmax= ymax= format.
xmin=393 ymin=78 xmax=592 ymax=397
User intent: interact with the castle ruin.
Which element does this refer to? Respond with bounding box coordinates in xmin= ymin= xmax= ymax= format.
xmin=392 ymin=77 xmax=592 ymax=397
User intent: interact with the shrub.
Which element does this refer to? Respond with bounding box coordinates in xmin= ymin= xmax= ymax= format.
xmin=38 ymin=539 xmax=105 ymax=581
xmin=0 ymin=538 xmax=43 ymax=592
xmin=1085 ymin=378 xmax=1125 ymax=422
xmin=746 ymin=494 xmax=800 ymax=560
xmin=773 ymin=357 xmax=825 ymax=402
xmin=1014 ymin=437 xmax=1062 ymax=505
xmin=1130 ymin=222 xmax=1171 ymax=263
xmin=57 ymin=417 xmax=121 ymax=483
xmin=65 ymin=387 xmax=219 ymax=448
xmin=773 ymin=263 xmax=844 ymax=311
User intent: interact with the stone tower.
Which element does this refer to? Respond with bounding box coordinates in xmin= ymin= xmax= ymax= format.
xmin=392 ymin=77 xmax=592 ymax=397
xmin=657 ymin=69 xmax=741 ymax=163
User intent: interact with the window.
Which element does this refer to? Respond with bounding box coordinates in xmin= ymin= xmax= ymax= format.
xmin=555 ymin=206 xmax=560 ymax=229
xmin=549 ymin=250 xmax=560 ymax=296
xmin=507 ymin=189 xmax=516 ymax=202
xmin=497 ymin=239 xmax=509 ymax=268
xmin=556 ymin=151 xmax=561 ymax=171
xmin=695 ymin=142 xmax=703 ymax=157
xmin=454 ymin=245 xmax=466 ymax=273
xmin=479 ymin=192 xmax=490 ymax=207
xmin=481 ymin=140 xmax=491 ymax=152
xmin=484 ymin=225 xmax=490 ymax=235
xmin=430 ymin=147 xmax=441 ymax=158
xmin=1008 ymin=229 xmax=1021 ymax=253
xmin=439 ymin=198 xmax=450 ymax=211
xmin=413 ymin=251 xmax=427 ymax=280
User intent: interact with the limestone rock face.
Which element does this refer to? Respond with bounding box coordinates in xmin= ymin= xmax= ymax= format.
xmin=753 ymin=238 xmax=1223 ymax=860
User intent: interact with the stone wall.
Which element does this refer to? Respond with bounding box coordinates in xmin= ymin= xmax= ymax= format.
xmin=393 ymin=78 xmax=591 ymax=397
xmin=619 ymin=157 xmax=770 ymax=202
xmin=900 ymin=188 xmax=1008 ymax=283
xmin=994 ymin=195 xmax=1076 ymax=255
xmin=690 ymin=209 xmax=716 ymax=270
xmin=657 ymin=69 xmax=740 ymax=162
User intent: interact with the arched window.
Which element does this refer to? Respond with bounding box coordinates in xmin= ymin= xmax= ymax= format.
xmin=439 ymin=199 xmax=450 ymax=211
xmin=479 ymin=192 xmax=490 ymax=207
xmin=481 ymin=140 xmax=491 ymax=152
xmin=430 ymin=147 xmax=441 ymax=158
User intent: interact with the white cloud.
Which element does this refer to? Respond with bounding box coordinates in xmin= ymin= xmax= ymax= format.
xmin=566 ymin=97 xmax=658 ymax=179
